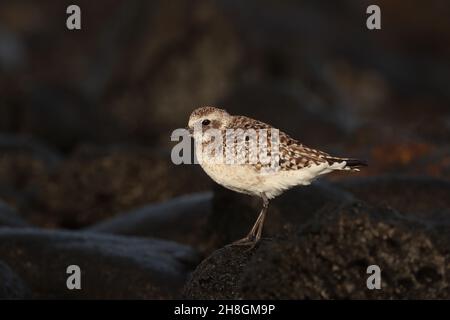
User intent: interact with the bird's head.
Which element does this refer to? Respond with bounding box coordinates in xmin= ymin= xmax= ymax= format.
xmin=188 ymin=106 xmax=231 ymax=137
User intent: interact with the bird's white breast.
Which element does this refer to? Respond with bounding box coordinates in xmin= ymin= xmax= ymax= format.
xmin=198 ymin=159 xmax=346 ymax=199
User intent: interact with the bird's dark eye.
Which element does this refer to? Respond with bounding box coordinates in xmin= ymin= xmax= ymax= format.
xmin=202 ymin=119 xmax=211 ymax=126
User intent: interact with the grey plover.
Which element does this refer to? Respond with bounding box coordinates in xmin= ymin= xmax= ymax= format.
xmin=187 ymin=106 xmax=367 ymax=245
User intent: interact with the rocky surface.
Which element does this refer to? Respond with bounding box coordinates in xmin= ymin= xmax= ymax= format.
xmin=0 ymin=228 xmax=199 ymax=299
xmin=31 ymin=146 xmax=210 ymax=228
xmin=0 ymin=145 xmax=210 ymax=228
xmin=0 ymin=135 xmax=61 ymax=217
xmin=184 ymin=201 xmax=450 ymax=299
xmin=86 ymin=192 xmax=213 ymax=251
xmin=184 ymin=175 xmax=450 ymax=299
xmin=0 ymin=260 xmax=31 ymax=299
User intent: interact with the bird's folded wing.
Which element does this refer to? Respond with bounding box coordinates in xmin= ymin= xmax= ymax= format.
xmin=227 ymin=116 xmax=331 ymax=171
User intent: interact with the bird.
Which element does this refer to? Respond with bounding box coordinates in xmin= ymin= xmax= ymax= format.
xmin=187 ymin=106 xmax=367 ymax=246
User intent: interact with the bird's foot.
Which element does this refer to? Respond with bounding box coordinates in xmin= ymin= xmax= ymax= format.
xmin=228 ymin=236 xmax=257 ymax=247
xmin=226 ymin=235 xmax=261 ymax=253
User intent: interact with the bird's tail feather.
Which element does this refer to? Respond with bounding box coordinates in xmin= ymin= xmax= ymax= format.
xmin=325 ymin=157 xmax=368 ymax=171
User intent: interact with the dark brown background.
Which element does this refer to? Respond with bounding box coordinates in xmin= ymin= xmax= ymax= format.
xmin=0 ymin=0 xmax=449 ymax=299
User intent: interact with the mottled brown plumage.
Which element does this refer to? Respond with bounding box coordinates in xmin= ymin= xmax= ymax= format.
xmin=224 ymin=115 xmax=366 ymax=171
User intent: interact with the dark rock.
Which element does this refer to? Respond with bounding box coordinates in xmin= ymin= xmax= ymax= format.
xmin=0 ymin=201 xmax=29 ymax=227
xmin=336 ymin=175 xmax=450 ymax=224
xmin=0 ymin=134 xmax=61 ymax=216
xmin=206 ymin=181 xmax=355 ymax=250
xmin=0 ymin=228 xmax=199 ymax=299
xmin=0 ymin=134 xmax=61 ymax=181
xmin=184 ymin=202 xmax=450 ymax=299
xmin=86 ymin=192 xmax=213 ymax=252
xmin=0 ymin=260 xmax=31 ymax=299
xmin=32 ymin=146 xmax=211 ymax=228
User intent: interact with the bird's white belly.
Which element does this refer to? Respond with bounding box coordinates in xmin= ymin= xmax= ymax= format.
xmin=199 ymin=161 xmax=346 ymax=199
xmin=200 ymin=162 xmax=263 ymax=196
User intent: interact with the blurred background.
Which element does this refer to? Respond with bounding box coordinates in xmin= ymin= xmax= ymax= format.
xmin=0 ymin=0 xmax=449 ymax=299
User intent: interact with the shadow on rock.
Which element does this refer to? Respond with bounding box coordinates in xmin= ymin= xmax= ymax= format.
xmin=86 ymin=192 xmax=213 ymax=253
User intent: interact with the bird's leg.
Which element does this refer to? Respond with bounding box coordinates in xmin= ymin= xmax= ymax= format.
xmin=247 ymin=197 xmax=268 ymax=241
xmin=230 ymin=194 xmax=269 ymax=246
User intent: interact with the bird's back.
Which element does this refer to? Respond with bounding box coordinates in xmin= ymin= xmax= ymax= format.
xmin=227 ymin=115 xmax=366 ymax=173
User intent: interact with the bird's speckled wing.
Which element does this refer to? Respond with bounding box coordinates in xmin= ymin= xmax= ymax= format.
xmin=227 ymin=116 xmax=331 ymax=171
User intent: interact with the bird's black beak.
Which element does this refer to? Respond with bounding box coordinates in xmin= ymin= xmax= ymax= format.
xmin=185 ymin=126 xmax=194 ymax=136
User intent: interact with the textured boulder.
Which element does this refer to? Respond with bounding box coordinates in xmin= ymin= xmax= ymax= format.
xmin=86 ymin=192 xmax=213 ymax=251
xmin=0 ymin=228 xmax=199 ymax=299
xmin=0 ymin=134 xmax=61 ymax=217
xmin=184 ymin=202 xmax=450 ymax=299
xmin=32 ymin=146 xmax=211 ymax=228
